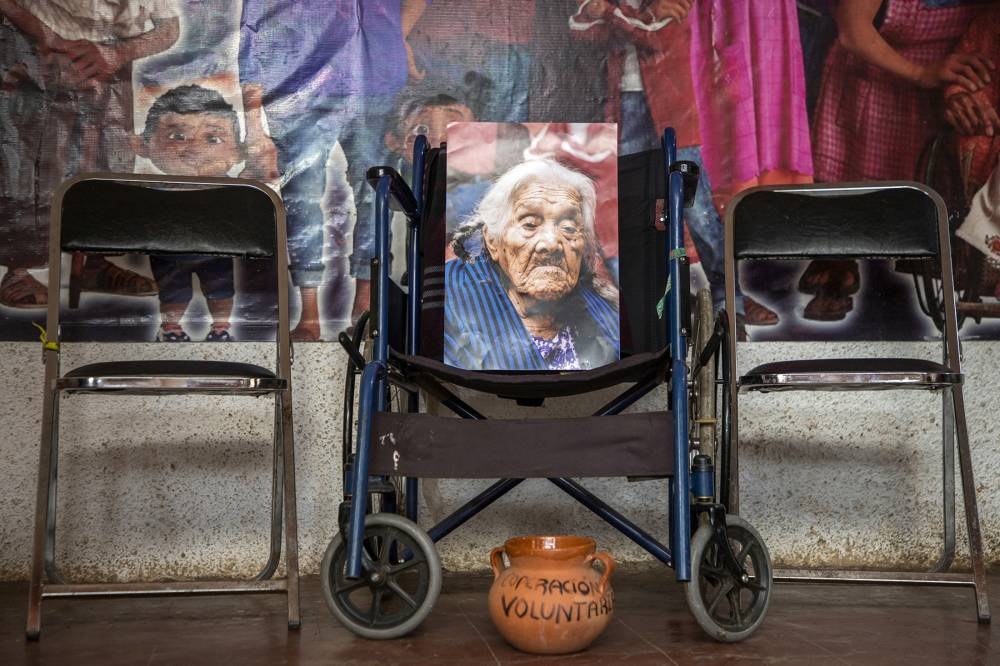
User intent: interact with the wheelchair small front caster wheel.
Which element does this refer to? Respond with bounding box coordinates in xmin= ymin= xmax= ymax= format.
xmin=685 ymin=515 xmax=772 ymax=642
xmin=321 ymin=513 xmax=441 ymax=639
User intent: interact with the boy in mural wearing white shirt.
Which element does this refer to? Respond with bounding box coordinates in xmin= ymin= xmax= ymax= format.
xmin=133 ymin=82 xmax=279 ymax=341
xmin=0 ymin=0 xmax=179 ymax=309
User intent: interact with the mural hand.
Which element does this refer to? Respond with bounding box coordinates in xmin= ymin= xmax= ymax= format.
xmin=63 ymin=39 xmax=123 ymax=82
xmin=581 ymin=0 xmax=610 ymax=21
xmin=652 ymin=0 xmax=693 ymax=21
xmin=923 ymin=53 xmax=995 ymax=93
xmin=945 ymin=92 xmax=998 ymax=137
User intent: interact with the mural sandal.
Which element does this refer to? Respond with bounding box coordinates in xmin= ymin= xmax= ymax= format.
xmin=798 ymin=259 xmax=860 ymax=296
xmin=0 ymin=269 xmax=47 ymax=309
xmin=743 ymin=295 xmax=779 ymax=326
xmin=291 ymin=322 xmax=322 ymax=342
xmin=205 ymin=328 xmax=233 ymax=342
xmin=803 ymin=292 xmax=853 ymax=321
xmin=156 ymin=328 xmax=191 ymax=342
xmin=80 ymin=257 xmax=157 ymax=296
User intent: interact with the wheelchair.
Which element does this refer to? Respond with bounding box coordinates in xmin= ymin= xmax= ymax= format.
xmin=323 ymin=128 xmax=773 ymax=643
xmin=902 ymin=131 xmax=1000 ymax=332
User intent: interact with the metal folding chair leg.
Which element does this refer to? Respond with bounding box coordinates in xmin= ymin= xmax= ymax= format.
xmin=767 ymin=387 xmax=990 ymax=623
xmin=930 ymin=388 xmax=956 ymax=573
xmin=26 ymin=388 xmax=302 ymax=637
xmin=279 ymin=391 xmax=301 ymax=628
xmin=255 ymin=400 xmax=286 ymax=581
xmin=952 ymin=386 xmax=991 ymax=623
xmin=26 ymin=384 xmax=58 ymax=640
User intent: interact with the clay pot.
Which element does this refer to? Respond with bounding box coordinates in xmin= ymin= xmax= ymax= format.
xmin=488 ymin=535 xmax=615 ymax=655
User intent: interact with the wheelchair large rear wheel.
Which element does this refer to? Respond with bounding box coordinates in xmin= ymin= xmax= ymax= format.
xmin=321 ymin=513 xmax=442 ymax=639
xmin=685 ymin=515 xmax=772 ymax=642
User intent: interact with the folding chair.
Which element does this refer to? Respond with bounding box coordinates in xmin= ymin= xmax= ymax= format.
xmin=26 ymin=173 xmax=299 ymax=638
xmin=724 ymin=181 xmax=990 ymax=623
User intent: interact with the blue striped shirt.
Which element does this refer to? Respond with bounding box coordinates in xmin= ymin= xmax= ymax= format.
xmin=444 ymin=257 xmax=619 ymax=371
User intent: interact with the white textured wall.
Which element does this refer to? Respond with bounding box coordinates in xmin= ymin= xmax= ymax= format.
xmin=1 ymin=339 xmax=998 ymax=581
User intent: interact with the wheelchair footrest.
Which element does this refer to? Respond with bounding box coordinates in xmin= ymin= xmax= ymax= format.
xmin=369 ymin=411 xmax=675 ymax=478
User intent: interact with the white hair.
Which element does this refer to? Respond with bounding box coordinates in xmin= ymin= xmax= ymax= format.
xmin=454 ymin=158 xmax=617 ymax=304
xmin=476 ymin=158 xmax=598 ymax=254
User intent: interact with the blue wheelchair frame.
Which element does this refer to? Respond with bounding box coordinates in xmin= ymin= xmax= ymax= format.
xmin=332 ymin=128 xmax=770 ymax=642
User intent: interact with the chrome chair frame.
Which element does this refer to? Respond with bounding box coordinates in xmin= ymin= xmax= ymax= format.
xmin=724 ymin=181 xmax=990 ymax=622
xmin=26 ymin=173 xmax=300 ymax=638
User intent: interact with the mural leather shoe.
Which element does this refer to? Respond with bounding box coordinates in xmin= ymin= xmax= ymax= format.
xmin=0 ymin=269 xmax=47 ymax=308
xmin=798 ymin=259 xmax=859 ymax=295
xmin=803 ymin=292 xmax=853 ymax=321
xmin=156 ymin=327 xmax=191 ymax=342
xmin=743 ymin=296 xmax=779 ymax=326
xmin=205 ymin=328 xmax=233 ymax=342
xmin=80 ymin=256 xmax=157 ymax=296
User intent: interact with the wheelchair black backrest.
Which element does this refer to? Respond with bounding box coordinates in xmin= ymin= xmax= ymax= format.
xmin=731 ymin=184 xmax=941 ymax=260
xmin=397 ymin=145 xmax=675 ymax=360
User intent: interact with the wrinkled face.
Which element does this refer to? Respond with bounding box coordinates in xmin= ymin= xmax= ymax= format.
xmin=145 ymin=112 xmax=241 ymax=177
xmin=485 ymin=181 xmax=586 ymax=302
xmin=398 ymin=103 xmax=473 ymax=162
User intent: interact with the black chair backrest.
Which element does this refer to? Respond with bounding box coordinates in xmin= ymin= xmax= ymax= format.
xmin=60 ymin=178 xmax=277 ymax=257
xmin=732 ymin=185 xmax=940 ymax=260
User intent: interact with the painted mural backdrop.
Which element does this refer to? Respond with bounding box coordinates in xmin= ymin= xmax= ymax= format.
xmin=0 ymin=0 xmax=998 ymax=344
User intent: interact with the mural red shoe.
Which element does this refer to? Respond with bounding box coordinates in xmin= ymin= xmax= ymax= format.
xmin=803 ymin=292 xmax=853 ymax=321
xmin=743 ymin=296 xmax=779 ymax=326
xmin=0 ymin=269 xmax=47 ymax=309
xmin=798 ymin=260 xmax=859 ymax=296
xmin=80 ymin=256 xmax=157 ymax=297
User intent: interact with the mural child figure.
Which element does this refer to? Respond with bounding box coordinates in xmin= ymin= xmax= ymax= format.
xmin=568 ymin=0 xmax=779 ymax=339
xmin=402 ymin=0 xmax=534 ymax=124
xmin=0 ymin=0 xmax=179 ymax=310
xmin=238 ymin=1 xmax=417 ymax=340
xmin=132 ymin=83 xmax=279 ymax=342
xmin=806 ymin=0 xmax=993 ymax=321
xmin=382 ymin=91 xmax=475 ymax=284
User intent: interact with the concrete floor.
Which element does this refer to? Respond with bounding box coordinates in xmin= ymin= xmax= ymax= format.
xmin=2 ymin=570 xmax=998 ymax=665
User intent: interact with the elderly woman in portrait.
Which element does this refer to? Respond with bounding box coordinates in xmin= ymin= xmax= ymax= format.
xmin=445 ymin=159 xmax=619 ymax=371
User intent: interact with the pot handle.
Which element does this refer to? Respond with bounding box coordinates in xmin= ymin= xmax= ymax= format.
xmin=489 ymin=547 xmax=506 ymax=580
xmin=586 ymin=551 xmax=616 ymax=595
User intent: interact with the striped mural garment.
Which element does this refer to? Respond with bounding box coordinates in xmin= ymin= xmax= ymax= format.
xmin=444 ymin=256 xmax=619 ymax=371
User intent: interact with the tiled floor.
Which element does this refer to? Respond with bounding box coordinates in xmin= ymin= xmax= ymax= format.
xmin=1 ymin=571 xmax=997 ymax=665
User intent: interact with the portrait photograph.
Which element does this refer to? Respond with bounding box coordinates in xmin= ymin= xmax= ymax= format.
xmin=444 ymin=121 xmax=620 ymax=371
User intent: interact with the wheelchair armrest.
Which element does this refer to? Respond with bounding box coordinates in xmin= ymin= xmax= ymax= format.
xmin=366 ymin=166 xmax=419 ymax=219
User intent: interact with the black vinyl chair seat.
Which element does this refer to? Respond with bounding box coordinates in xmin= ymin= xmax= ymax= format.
xmin=59 ymin=360 xmax=283 ymax=394
xmin=740 ymin=358 xmax=962 ymax=392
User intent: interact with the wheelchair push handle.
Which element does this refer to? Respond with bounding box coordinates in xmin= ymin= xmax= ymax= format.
xmin=365 ymin=165 xmax=419 ymax=218
xmin=669 ymin=160 xmax=700 ymax=208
